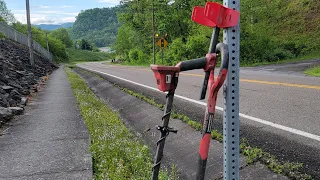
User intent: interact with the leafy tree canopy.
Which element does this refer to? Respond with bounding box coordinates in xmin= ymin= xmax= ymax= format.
xmin=0 ymin=0 xmax=16 ymax=24
xmin=70 ymin=6 xmax=123 ymax=47
xmin=113 ymin=0 xmax=320 ymax=65
xmin=50 ymin=28 xmax=73 ymax=48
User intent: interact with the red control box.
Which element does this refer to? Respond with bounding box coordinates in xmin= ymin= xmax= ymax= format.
xmin=150 ymin=65 xmax=180 ymax=92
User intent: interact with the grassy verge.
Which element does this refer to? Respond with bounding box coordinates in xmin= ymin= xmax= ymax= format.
xmin=66 ymin=48 xmax=113 ymax=63
xmin=111 ymin=51 xmax=320 ymax=68
xmin=0 ymin=32 xmax=6 ymax=39
xmin=65 ymin=67 xmax=175 ymax=179
xmin=108 ymin=80 xmax=312 ymax=180
xmin=241 ymin=51 xmax=320 ymax=67
xmin=109 ymin=61 xmax=150 ymax=67
xmin=305 ymin=66 xmax=320 ymax=77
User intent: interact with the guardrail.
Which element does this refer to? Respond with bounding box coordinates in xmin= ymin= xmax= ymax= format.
xmin=0 ymin=22 xmax=53 ymax=61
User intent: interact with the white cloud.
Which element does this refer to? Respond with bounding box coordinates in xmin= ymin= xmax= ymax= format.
xmin=97 ymin=0 xmax=121 ymax=4
xmin=35 ymin=10 xmax=78 ymax=16
xmin=60 ymin=5 xmax=74 ymax=8
xmin=60 ymin=17 xmax=76 ymax=23
xmin=14 ymin=12 xmax=77 ymax=25
xmin=33 ymin=5 xmax=51 ymax=9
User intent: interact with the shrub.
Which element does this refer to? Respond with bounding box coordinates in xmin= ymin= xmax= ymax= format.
xmin=11 ymin=22 xmax=68 ymax=62
xmin=0 ymin=32 xmax=6 ymax=39
xmin=165 ymin=38 xmax=188 ymax=65
xmin=186 ymin=34 xmax=209 ymax=59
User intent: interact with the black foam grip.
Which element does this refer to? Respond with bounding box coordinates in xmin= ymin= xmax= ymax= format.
xmin=179 ymin=57 xmax=207 ymax=72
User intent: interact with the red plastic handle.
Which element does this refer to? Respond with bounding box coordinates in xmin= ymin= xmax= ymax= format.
xmin=205 ymin=2 xmax=240 ymax=28
xmin=191 ymin=6 xmax=216 ymax=28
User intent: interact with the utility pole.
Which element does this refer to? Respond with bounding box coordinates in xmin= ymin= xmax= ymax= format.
xmin=26 ymin=0 xmax=34 ymax=66
xmin=152 ymin=0 xmax=156 ymax=64
xmin=46 ymin=32 xmax=49 ymax=52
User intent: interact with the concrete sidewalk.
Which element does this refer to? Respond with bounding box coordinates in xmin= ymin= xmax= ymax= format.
xmin=0 ymin=67 xmax=92 ymax=180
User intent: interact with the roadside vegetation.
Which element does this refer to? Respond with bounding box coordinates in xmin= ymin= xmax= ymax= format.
xmin=66 ymin=48 xmax=112 ymax=62
xmin=0 ymin=32 xmax=6 ymax=39
xmin=111 ymin=0 xmax=320 ymax=66
xmin=11 ymin=22 xmax=69 ymax=63
xmin=69 ymin=7 xmax=121 ymax=47
xmin=3 ymin=0 xmax=320 ymax=66
xmin=305 ymin=66 xmax=320 ymax=77
xmin=65 ymin=67 xmax=176 ymax=179
xmin=107 ymin=77 xmax=312 ymax=180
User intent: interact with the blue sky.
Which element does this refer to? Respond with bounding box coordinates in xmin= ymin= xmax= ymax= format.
xmin=5 ymin=0 xmax=121 ymax=25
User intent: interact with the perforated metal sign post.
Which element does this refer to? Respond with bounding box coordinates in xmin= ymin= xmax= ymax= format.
xmin=223 ymin=0 xmax=240 ymax=179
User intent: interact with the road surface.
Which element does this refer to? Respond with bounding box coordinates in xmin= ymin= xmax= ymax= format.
xmin=79 ymin=61 xmax=320 ymax=137
xmin=78 ymin=60 xmax=320 ymax=177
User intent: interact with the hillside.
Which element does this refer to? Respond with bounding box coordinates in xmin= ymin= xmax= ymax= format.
xmin=112 ymin=0 xmax=320 ymax=65
xmin=70 ymin=6 xmax=122 ymax=47
xmin=35 ymin=23 xmax=74 ymax=31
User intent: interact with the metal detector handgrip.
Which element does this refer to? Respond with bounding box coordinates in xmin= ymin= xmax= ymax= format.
xmin=176 ymin=57 xmax=207 ymax=71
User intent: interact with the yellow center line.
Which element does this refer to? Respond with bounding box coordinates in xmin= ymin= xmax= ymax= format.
xmin=240 ymin=79 xmax=320 ymax=90
xmin=106 ymin=65 xmax=320 ymax=90
xmin=180 ymin=72 xmax=320 ymax=90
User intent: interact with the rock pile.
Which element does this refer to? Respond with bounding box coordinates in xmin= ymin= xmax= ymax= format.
xmin=0 ymin=38 xmax=57 ymax=125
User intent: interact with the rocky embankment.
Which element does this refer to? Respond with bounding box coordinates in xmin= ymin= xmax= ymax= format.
xmin=0 ymin=38 xmax=57 ymax=126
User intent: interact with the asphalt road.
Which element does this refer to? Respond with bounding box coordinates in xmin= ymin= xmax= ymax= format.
xmin=79 ymin=61 xmax=320 ymax=137
xmin=74 ymin=68 xmax=289 ymax=180
xmin=78 ymin=60 xmax=320 ymax=177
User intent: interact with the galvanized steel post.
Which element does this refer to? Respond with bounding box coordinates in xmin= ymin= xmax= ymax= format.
xmin=223 ymin=0 xmax=240 ymax=179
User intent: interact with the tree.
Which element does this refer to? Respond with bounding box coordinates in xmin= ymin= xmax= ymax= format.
xmin=50 ymin=28 xmax=73 ymax=48
xmin=80 ymin=39 xmax=93 ymax=51
xmin=0 ymin=0 xmax=16 ymax=23
xmin=70 ymin=6 xmax=122 ymax=47
xmin=11 ymin=22 xmax=68 ymax=62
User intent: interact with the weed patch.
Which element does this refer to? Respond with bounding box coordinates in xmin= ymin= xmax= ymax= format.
xmin=305 ymin=65 xmax=320 ymax=77
xmin=78 ymin=68 xmax=313 ymax=179
xmin=111 ymin=75 xmax=313 ymax=180
xmin=65 ymin=67 xmax=175 ymax=179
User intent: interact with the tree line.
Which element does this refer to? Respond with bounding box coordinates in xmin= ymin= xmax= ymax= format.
xmin=69 ymin=7 xmax=122 ymax=47
xmin=114 ymin=0 xmax=320 ymax=65
xmin=2 ymin=0 xmax=319 ymax=65
xmin=0 ymin=0 xmax=78 ymax=62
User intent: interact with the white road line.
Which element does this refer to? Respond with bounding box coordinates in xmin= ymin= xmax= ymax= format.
xmin=77 ymin=65 xmax=320 ymax=142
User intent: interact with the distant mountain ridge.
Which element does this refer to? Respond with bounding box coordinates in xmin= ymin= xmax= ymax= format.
xmin=70 ymin=6 xmax=122 ymax=47
xmin=35 ymin=22 xmax=74 ymax=31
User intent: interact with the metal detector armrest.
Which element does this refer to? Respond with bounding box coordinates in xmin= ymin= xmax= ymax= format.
xmin=150 ymin=65 xmax=180 ymax=92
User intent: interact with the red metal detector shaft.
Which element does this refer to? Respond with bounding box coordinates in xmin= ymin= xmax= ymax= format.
xmin=151 ymin=43 xmax=228 ymax=180
xmin=150 ymin=2 xmax=239 ymax=180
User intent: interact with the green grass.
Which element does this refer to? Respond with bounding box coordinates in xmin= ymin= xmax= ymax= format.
xmin=305 ymin=65 xmax=320 ymax=77
xmin=0 ymin=32 xmax=6 ymax=39
xmin=104 ymin=75 xmax=313 ymax=180
xmin=65 ymin=67 xmax=176 ymax=180
xmin=109 ymin=60 xmax=150 ymax=67
xmin=66 ymin=48 xmax=113 ymax=63
xmin=240 ymin=139 xmax=312 ymax=179
xmin=241 ymin=51 xmax=320 ymax=67
xmin=112 ymin=50 xmax=320 ymax=68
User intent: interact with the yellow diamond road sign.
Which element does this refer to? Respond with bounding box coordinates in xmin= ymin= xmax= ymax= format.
xmin=157 ymin=38 xmax=168 ymax=48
